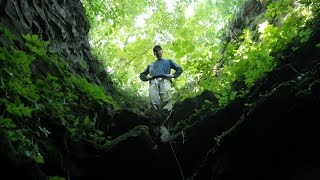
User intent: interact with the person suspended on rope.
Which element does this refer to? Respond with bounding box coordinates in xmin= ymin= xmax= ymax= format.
xmin=140 ymin=45 xmax=183 ymax=113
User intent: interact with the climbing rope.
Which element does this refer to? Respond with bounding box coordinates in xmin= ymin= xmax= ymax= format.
xmin=151 ymin=110 xmax=185 ymax=180
xmin=151 ymin=109 xmax=173 ymax=144
xmin=169 ymin=133 xmax=185 ymax=180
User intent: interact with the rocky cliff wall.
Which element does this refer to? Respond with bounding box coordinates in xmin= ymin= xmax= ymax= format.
xmin=0 ymin=0 xmax=113 ymax=91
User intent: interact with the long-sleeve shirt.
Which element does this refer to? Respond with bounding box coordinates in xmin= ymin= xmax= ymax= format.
xmin=140 ymin=59 xmax=183 ymax=81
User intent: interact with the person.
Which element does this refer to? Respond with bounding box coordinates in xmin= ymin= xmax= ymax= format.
xmin=140 ymin=45 xmax=183 ymax=146
xmin=140 ymin=45 xmax=183 ymax=114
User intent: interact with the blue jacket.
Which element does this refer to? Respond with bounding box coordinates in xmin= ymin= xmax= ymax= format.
xmin=140 ymin=59 xmax=183 ymax=81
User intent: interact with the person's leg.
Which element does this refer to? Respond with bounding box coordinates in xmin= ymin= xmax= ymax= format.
xmin=149 ymin=79 xmax=161 ymax=110
xmin=156 ymin=80 xmax=172 ymax=145
xmin=149 ymin=79 xmax=163 ymax=134
xmin=159 ymin=79 xmax=173 ymax=112
xmin=146 ymin=79 xmax=163 ymax=150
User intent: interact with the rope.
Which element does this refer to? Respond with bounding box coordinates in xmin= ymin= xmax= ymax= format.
xmin=162 ymin=109 xmax=173 ymax=126
xmin=169 ymin=135 xmax=185 ymax=180
xmin=151 ymin=110 xmax=185 ymax=180
xmin=151 ymin=110 xmax=173 ymax=144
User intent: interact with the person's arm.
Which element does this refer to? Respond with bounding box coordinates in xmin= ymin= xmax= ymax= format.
xmin=169 ymin=60 xmax=183 ymax=78
xmin=139 ymin=65 xmax=151 ymax=81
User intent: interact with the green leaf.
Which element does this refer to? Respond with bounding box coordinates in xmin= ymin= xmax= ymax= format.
xmin=6 ymin=102 xmax=33 ymax=117
xmin=74 ymin=117 xmax=79 ymax=127
xmin=0 ymin=118 xmax=16 ymax=128
xmin=48 ymin=176 xmax=66 ymax=180
xmin=83 ymin=116 xmax=90 ymax=125
xmin=175 ymin=51 xmax=185 ymax=58
xmin=34 ymin=152 xmax=44 ymax=163
xmin=96 ymin=130 xmax=104 ymax=136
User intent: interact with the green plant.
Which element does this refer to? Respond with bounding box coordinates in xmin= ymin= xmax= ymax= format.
xmin=0 ymin=24 xmax=117 ymax=166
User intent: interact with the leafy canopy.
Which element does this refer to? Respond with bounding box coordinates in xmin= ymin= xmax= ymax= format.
xmin=82 ymin=0 xmax=319 ymax=108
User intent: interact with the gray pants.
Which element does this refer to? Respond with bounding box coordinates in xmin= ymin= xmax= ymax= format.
xmin=149 ymin=78 xmax=173 ymax=111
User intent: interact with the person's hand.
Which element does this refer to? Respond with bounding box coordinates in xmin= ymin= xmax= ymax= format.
xmin=165 ymin=74 xmax=174 ymax=78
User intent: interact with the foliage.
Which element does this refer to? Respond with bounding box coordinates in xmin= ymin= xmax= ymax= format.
xmin=82 ymin=0 xmax=319 ymax=110
xmin=82 ymin=0 xmax=248 ymax=110
xmin=0 ymin=0 xmax=318 ymax=177
xmin=0 ymin=24 xmax=118 ymax=166
xmin=201 ymin=0 xmax=319 ymax=106
xmin=67 ymin=75 xmax=117 ymax=107
xmin=48 ymin=176 xmax=65 ymax=180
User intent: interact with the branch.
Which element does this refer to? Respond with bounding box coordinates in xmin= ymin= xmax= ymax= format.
xmin=121 ymin=47 xmax=151 ymax=68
